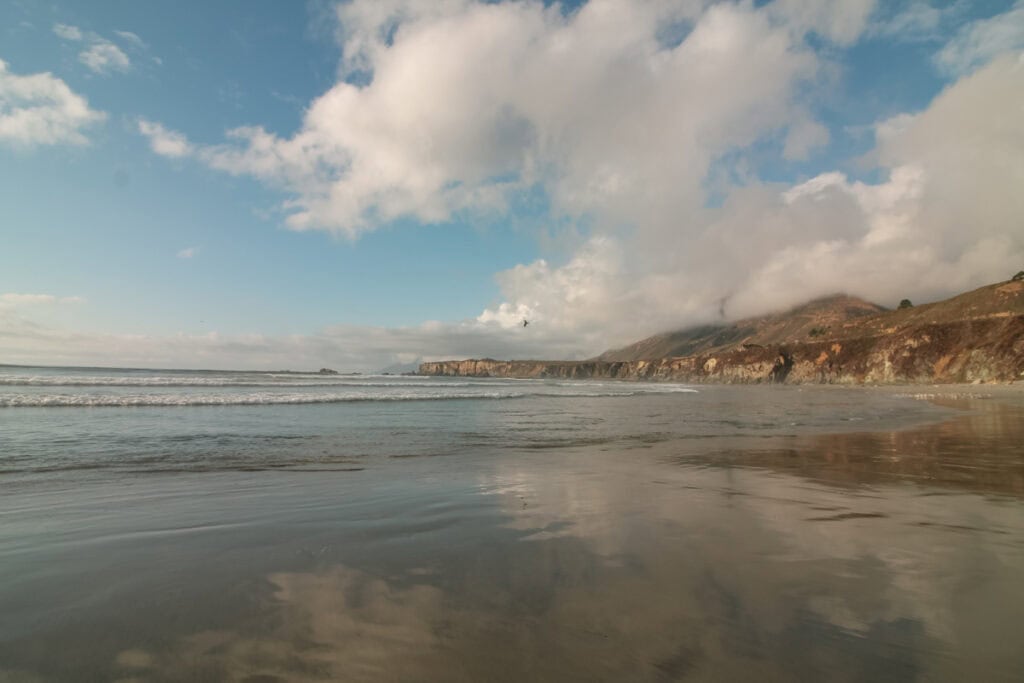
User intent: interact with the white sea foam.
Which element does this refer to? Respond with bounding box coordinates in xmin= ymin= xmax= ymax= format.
xmin=0 ymin=376 xmax=485 ymax=388
xmin=0 ymin=366 xmax=698 ymax=408
xmin=0 ymin=386 xmax=698 ymax=408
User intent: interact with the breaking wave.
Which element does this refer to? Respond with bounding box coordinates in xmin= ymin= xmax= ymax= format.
xmin=0 ymin=366 xmax=697 ymax=408
xmin=0 ymin=377 xmax=474 ymax=388
xmin=0 ymin=387 xmax=697 ymax=408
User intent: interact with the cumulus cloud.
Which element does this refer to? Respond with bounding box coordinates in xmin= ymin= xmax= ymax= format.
xmin=0 ymin=59 xmax=106 ymax=147
xmin=476 ymin=237 xmax=629 ymax=333
xmin=79 ymin=41 xmax=131 ymax=74
xmin=114 ymin=30 xmax=146 ymax=48
xmin=139 ymin=118 xmax=192 ymax=157
xmin=868 ymin=1 xmax=958 ymax=43
xmin=479 ymin=53 xmax=1024 ymax=348
xmin=52 ymin=23 xmax=83 ymax=41
xmin=176 ymin=247 xmax=198 ymax=259
xmin=140 ymin=0 xmax=828 ymax=237
xmin=52 ymin=22 xmax=136 ymax=74
xmin=768 ymin=0 xmax=876 ymax=46
xmin=935 ymin=1 xmax=1024 ymax=75
xmin=782 ymin=117 xmax=830 ymax=161
xmin=131 ymin=0 xmax=1024 ymax=361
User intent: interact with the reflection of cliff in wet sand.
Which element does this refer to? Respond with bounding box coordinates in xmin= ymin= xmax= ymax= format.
xmin=678 ymin=392 xmax=1024 ymax=496
xmin=421 ymin=277 xmax=1024 ymax=384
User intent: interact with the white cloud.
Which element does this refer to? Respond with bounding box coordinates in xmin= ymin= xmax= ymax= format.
xmin=869 ymin=1 xmax=951 ymax=42
xmin=1 ymin=293 xmax=56 ymax=305
xmin=138 ymin=118 xmax=192 ymax=157
xmin=79 ymin=41 xmax=131 ymax=74
xmin=0 ymin=59 xmax=106 ymax=147
xmin=52 ymin=23 xmax=83 ymax=41
xmin=114 ymin=30 xmax=146 ymax=48
xmin=479 ymin=53 xmax=1024 ymax=348
xmin=769 ymin=0 xmax=877 ymax=46
xmin=782 ymin=117 xmax=830 ymax=161
xmin=0 ymin=293 xmax=84 ymax=306
xmin=126 ymin=1 xmax=1024 ymax=362
xmin=935 ymin=1 xmax=1024 ymax=75
xmin=52 ymin=22 xmax=138 ymax=74
xmin=477 ymin=237 xmax=626 ymax=334
xmin=141 ymin=0 xmax=847 ymax=238
xmin=177 ymin=247 xmax=198 ymax=259
xmin=873 ymin=112 xmax=916 ymax=145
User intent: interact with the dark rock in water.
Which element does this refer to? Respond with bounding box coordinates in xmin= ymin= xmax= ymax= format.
xmin=318 ymin=368 xmax=339 ymax=375
xmin=768 ymin=351 xmax=794 ymax=383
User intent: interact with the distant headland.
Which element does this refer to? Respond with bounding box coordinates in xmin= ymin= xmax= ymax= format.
xmin=420 ymin=275 xmax=1024 ymax=385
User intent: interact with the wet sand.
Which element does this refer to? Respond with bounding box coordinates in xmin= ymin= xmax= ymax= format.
xmin=2 ymin=385 xmax=1024 ymax=681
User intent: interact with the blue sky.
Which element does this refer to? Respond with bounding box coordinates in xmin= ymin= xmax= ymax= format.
xmin=1 ymin=1 xmax=1023 ymax=370
xmin=0 ymin=1 xmax=536 ymax=335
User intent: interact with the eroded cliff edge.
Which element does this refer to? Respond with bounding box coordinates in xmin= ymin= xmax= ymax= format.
xmin=419 ymin=280 xmax=1024 ymax=384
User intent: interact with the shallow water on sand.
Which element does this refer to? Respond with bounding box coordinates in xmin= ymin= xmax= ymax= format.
xmin=2 ymin=378 xmax=1024 ymax=681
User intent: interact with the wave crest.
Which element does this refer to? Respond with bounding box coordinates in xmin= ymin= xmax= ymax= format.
xmin=0 ymin=387 xmax=697 ymax=408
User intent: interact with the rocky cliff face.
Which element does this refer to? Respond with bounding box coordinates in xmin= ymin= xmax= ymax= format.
xmin=420 ymin=281 xmax=1024 ymax=385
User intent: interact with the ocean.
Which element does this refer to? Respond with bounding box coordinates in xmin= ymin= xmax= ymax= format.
xmin=2 ymin=365 xmax=1024 ymax=681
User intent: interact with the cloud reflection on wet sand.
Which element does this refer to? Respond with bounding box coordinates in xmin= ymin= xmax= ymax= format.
xmin=101 ymin=427 xmax=1024 ymax=680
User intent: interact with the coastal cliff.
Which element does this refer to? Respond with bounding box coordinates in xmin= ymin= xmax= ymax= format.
xmin=419 ymin=280 xmax=1024 ymax=384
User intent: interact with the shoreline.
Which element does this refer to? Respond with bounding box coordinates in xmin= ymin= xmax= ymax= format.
xmin=418 ymin=352 xmax=1024 ymax=384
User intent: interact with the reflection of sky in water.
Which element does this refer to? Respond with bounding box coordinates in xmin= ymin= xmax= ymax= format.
xmin=1 ymin=393 xmax=1023 ymax=681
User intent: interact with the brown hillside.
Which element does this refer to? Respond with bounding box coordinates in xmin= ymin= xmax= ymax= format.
xmin=826 ymin=280 xmax=1024 ymax=339
xmin=598 ymin=294 xmax=886 ymax=361
xmin=600 ymin=280 xmax=1024 ymax=362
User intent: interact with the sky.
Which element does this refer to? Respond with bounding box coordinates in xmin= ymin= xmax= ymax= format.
xmin=1 ymin=0 xmax=1023 ymax=371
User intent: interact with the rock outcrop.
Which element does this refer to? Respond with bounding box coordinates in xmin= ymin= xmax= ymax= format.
xmin=419 ymin=280 xmax=1024 ymax=385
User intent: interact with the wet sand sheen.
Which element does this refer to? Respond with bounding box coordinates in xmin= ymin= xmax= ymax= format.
xmin=2 ymin=387 xmax=1024 ymax=681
